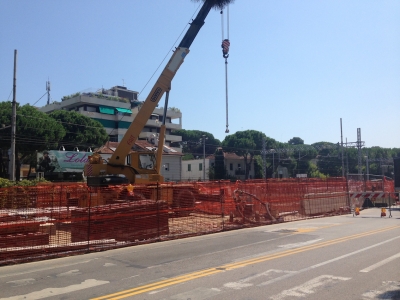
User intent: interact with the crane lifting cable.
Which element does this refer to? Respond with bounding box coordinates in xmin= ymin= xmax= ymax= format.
xmin=221 ymin=7 xmax=230 ymax=133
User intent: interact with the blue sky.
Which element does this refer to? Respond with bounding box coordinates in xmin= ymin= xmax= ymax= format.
xmin=1 ymin=0 xmax=399 ymax=149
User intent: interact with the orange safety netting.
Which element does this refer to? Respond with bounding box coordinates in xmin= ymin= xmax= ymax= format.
xmin=0 ymin=177 xmax=395 ymax=266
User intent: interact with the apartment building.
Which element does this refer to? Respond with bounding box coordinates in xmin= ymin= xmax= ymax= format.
xmin=39 ymin=86 xmax=182 ymax=151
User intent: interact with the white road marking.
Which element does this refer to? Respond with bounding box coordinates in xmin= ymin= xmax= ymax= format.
xmin=360 ymin=253 xmax=400 ymax=273
xmin=270 ymin=275 xmax=351 ymax=300
xmin=258 ymin=235 xmax=400 ymax=286
xmin=56 ymin=269 xmax=81 ymax=277
xmin=120 ymin=274 xmax=139 ymax=281
xmin=148 ymin=288 xmax=168 ymax=294
xmin=0 ymin=259 xmax=94 ymax=279
xmin=148 ymin=234 xmax=294 ymax=269
xmin=362 ymin=281 xmax=400 ymax=299
xmin=224 ymin=270 xmax=295 ymax=290
xmin=0 ymin=279 xmax=109 ymax=300
xmin=6 ymin=278 xmax=35 ymax=287
xmin=167 ymin=287 xmax=222 ymax=300
xmin=278 ymin=239 xmax=323 ymax=249
xmin=103 ymin=263 xmax=116 ymax=267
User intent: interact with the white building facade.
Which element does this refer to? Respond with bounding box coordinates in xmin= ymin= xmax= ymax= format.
xmin=181 ymin=158 xmax=211 ymax=181
xmin=39 ymin=86 xmax=182 ymax=151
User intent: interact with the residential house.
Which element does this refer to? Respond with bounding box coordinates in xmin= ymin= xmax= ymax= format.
xmin=181 ymin=158 xmax=212 ymax=181
xmin=182 ymin=151 xmax=256 ymax=181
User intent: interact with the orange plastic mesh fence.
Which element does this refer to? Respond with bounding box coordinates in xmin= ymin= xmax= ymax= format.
xmin=0 ymin=178 xmax=395 ymax=265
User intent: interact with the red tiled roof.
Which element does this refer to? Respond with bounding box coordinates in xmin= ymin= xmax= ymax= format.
xmin=223 ymin=152 xmax=242 ymax=159
xmin=206 ymin=152 xmax=243 ymax=160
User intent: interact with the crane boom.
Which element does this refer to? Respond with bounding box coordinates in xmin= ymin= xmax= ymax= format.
xmin=85 ymin=1 xmax=233 ymax=187
xmin=109 ymin=1 xmax=216 ymax=166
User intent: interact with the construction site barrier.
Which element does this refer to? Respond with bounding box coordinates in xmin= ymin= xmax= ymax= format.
xmin=0 ymin=177 xmax=395 ymax=266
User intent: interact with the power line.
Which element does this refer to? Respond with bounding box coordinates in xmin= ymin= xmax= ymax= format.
xmin=32 ymin=92 xmax=48 ymax=107
xmin=138 ymin=3 xmax=201 ymax=96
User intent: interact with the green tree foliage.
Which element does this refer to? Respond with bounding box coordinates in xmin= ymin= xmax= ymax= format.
xmin=170 ymin=129 xmax=221 ymax=158
xmin=0 ymin=102 xmax=66 ymax=153
xmin=312 ymin=142 xmax=341 ymax=177
xmin=308 ymin=161 xmax=328 ymax=179
xmin=286 ymin=145 xmax=318 ymax=176
xmin=49 ymin=110 xmax=108 ymax=150
xmin=222 ymin=130 xmax=277 ymax=179
xmin=0 ymin=102 xmax=66 ymax=178
xmin=288 ymin=137 xmax=304 ymax=145
xmin=359 ymin=146 xmax=400 ymax=177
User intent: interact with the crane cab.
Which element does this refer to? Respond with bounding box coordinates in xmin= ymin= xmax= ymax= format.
xmin=84 ymin=151 xmax=164 ymax=187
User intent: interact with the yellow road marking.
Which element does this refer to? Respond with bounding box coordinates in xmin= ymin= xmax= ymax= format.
xmin=275 ymin=222 xmax=353 ymax=234
xmin=92 ymin=225 xmax=400 ymax=299
xmin=295 ymin=222 xmax=352 ymax=233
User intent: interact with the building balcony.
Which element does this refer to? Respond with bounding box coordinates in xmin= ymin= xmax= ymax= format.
xmin=152 ymin=107 xmax=182 ymax=119
xmin=39 ymin=95 xmax=131 ymax=113
xmin=139 ymin=132 xmax=182 ymax=143
xmin=80 ymin=111 xmax=134 ymax=122
xmin=144 ymin=120 xmax=181 ymax=130
xmin=167 ymin=134 xmax=182 ymax=143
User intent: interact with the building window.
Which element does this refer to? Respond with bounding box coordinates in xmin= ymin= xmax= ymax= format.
xmin=109 ymin=135 xmax=118 ymax=142
xmin=93 ymin=118 xmax=117 ymax=129
xmin=86 ymin=106 xmax=96 ymax=112
xmin=230 ymin=163 xmax=233 ymax=171
xmin=199 ymin=163 xmax=202 ymax=171
xmin=118 ymin=121 xmax=130 ymax=129
xmin=238 ymin=163 xmax=241 ymax=169
xmin=188 ymin=164 xmax=191 ymax=171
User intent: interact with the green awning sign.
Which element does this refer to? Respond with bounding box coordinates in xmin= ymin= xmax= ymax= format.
xmin=99 ymin=106 xmax=115 ymax=115
xmin=115 ymin=107 xmax=132 ymax=114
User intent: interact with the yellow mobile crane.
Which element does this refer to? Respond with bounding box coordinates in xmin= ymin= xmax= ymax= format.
xmin=84 ymin=0 xmax=233 ymax=187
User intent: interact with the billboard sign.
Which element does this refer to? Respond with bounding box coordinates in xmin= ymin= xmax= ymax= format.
xmin=37 ymin=151 xmax=93 ymax=173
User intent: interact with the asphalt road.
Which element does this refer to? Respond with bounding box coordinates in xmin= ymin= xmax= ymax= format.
xmin=0 ymin=207 xmax=399 ymax=300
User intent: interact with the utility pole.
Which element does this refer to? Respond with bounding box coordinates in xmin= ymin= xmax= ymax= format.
xmin=340 ymin=118 xmax=344 ymax=177
xmin=10 ymin=49 xmax=17 ymax=181
xmin=357 ymin=128 xmax=362 ymax=179
xmin=346 ymin=138 xmax=349 ymax=177
xmin=262 ymin=137 xmax=266 ymax=179
xmin=46 ymin=80 xmax=51 ymax=105
xmin=202 ymin=135 xmax=207 ymax=181
xmin=365 ymin=150 xmax=369 ymax=181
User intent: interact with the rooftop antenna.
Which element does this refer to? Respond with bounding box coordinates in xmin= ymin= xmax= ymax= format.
xmin=122 ymin=79 xmax=125 ymax=87
xmin=46 ymin=80 xmax=51 ymax=105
